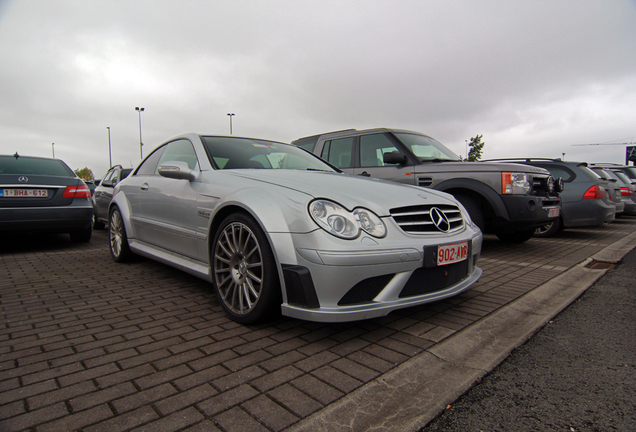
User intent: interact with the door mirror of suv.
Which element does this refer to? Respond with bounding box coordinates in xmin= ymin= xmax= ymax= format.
xmin=383 ymin=151 xmax=407 ymax=165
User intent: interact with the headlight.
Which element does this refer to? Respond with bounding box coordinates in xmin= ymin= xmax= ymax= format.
xmin=309 ymin=199 xmax=387 ymax=239
xmin=502 ymin=172 xmax=530 ymax=194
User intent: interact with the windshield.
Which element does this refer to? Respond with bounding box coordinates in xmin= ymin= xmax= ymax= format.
xmin=394 ymin=133 xmax=461 ymax=161
xmin=202 ymin=136 xmax=337 ymax=172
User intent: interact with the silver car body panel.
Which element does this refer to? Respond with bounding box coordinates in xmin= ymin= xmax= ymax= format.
xmin=110 ymin=134 xmax=482 ymax=322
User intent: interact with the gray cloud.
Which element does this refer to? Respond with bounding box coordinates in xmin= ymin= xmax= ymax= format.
xmin=1 ymin=0 xmax=635 ymax=177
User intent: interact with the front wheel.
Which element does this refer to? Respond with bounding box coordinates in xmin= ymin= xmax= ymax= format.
xmin=109 ymin=206 xmax=134 ymax=262
xmin=212 ymin=213 xmax=281 ymax=324
xmin=534 ymin=217 xmax=562 ymax=238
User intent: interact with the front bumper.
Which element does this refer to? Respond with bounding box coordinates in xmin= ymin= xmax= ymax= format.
xmin=499 ymin=194 xmax=561 ymax=231
xmin=273 ymin=227 xmax=483 ymax=322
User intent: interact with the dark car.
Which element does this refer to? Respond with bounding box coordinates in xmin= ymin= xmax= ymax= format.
xmin=486 ymin=158 xmax=616 ymax=237
xmin=92 ymin=165 xmax=132 ymax=229
xmin=294 ymin=128 xmax=562 ymax=243
xmin=0 ymin=153 xmax=93 ymax=242
xmin=588 ymin=166 xmax=626 ymax=216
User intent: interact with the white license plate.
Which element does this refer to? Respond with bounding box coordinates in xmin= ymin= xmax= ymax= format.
xmin=0 ymin=189 xmax=48 ymax=198
xmin=547 ymin=208 xmax=560 ymax=218
xmin=437 ymin=241 xmax=468 ymax=266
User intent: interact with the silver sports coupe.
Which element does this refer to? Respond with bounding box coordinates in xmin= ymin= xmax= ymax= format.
xmin=108 ymin=134 xmax=483 ymax=323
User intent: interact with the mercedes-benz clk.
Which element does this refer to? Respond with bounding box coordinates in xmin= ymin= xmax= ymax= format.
xmin=108 ymin=134 xmax=483 ymax=323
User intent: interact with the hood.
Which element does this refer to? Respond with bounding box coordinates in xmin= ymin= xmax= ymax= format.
xmin=222 ymin=169 xmax=458 ymax=215
xmin=413 ymin=160 xmax=551 ymax=175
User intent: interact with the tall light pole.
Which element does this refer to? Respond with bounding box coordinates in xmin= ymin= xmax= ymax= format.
xmin=107 ymin=127 xmax=112 ymax=168
xmin=52 ymin=143 xmax=55 ymax=158
xmin=227 ymin=113 xmax=235 ymax=135
xmin=135 ymin=107 xmax=145 ymax=159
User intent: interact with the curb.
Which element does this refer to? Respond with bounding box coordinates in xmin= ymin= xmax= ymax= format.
xmin=287 ymin=231 xmax=636 ymax=432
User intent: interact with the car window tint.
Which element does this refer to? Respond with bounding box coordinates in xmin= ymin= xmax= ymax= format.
xmin=136 ymin=147 xmax=165 ymax=176
xmin=156 ymin=139 xmax=199 ymax=172
xmin=0 ymin=156 xmax=73 ymax=176
xmin=359 ymin=134 xmax=401 ymax=167
xmin=203 ymin=136 xmax=334 ymax=171
xmin=536 ymin=165 xmax=573 ymax=182
xmin=321 ymin=138 xmax=353 ymax=168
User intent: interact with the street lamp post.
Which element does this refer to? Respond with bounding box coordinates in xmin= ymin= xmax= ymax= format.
xmin=107 ymin=127 xmax=112 ymax=168
xmin=227 ymin=113 xmax=235 ymax=135
xmin=52 ymin=143 xmax=55 ymax=158
xmin=135 ymin=107 xmax=145 ymax=159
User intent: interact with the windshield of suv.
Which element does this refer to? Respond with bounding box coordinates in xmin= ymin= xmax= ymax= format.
xmin=394 ymin=133 xmax=461 ymax=162
xmin=202 ymin=136 xmax=337 ymax=172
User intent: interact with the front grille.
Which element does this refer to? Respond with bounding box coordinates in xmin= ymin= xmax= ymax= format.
xmin=390 ymin=204 xmax=464 ymax=234
xmin=399 ymin=260 xmax=469 ymax=298
xmin=338 ymin=274 xmax=394 ymax=305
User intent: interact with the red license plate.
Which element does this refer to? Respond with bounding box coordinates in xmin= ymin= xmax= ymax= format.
xmin=0 ymin=189 xmax=48 ymax=197
xmin=437 ymin=241 xmax=468 ymax=266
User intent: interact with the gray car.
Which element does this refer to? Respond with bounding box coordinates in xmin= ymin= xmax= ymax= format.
xmin=92 ymin=164 xmax=132 ymax=229
xmin=0 ymin=153 xmax=93 ymax=242
xmin=588 ymin=166 xmax=626 ymax=216
xmin=108 ymin=134 xmax=483 ymax=324
xmin=487 ymin=159 xmax=616 ymax=237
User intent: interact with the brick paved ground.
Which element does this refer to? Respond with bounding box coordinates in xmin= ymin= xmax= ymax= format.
xmin=1 ymin=217 xmax=635 ymax=432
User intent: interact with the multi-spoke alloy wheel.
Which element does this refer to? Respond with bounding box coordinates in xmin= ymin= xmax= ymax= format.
xmin=212 ymin=213 xmax=279 ymax=323
xmin=109 ymin=206 xmax=133 ymax=262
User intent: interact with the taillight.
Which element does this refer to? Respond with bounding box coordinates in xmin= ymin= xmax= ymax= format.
xmin=63 ymin=185 xmax=91 ymax=198
xmin=582 ymin=185 xmax=605 ymax=199
xmin=621 ymin=187 xmax=634 ymax=197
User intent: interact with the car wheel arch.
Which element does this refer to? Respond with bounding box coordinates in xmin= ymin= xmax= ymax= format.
xmin=435 ymin=179 xmax=507 ymax=219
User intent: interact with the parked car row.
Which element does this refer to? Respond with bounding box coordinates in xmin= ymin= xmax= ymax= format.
xmin=2 ymin=128 xmax=633 ymax=325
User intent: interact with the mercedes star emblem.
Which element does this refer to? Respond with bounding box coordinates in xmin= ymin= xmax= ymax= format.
xmin=430 ymin=207 xmax=451 ymax=232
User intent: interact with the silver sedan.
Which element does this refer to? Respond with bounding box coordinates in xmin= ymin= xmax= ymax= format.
xmin=108 ymin=134 xmax=483 ymax=323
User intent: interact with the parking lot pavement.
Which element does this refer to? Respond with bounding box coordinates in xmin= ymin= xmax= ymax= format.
xmin=1 ymin=217 xmax=636 ymax=432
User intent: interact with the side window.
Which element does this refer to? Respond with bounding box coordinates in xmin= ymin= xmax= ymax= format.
xmin=320 ymin=138 xmax=354 ymax=168
xmin=136 ymin=147 xmax=165 ymax=176
xmin=156 ymin=139 xmax=199 ymax=172
xmin=359 ymin=134 xmax=402 ymax=167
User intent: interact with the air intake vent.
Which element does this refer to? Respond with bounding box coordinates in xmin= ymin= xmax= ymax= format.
xmin=417 ymin=176 xmax=433 ymax=187
xmin=390 ymin=204 xmax=464 ymax=234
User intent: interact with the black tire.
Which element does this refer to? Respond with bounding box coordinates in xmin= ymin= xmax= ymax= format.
xmin=534 ymin=217 xmax=563 ymax=238
xmin=70 ymin=226 xmax=92 ymax=243
xmin=92 ymin=209 xmax=105 ymax=230
xmin=455 ymin=194 xmax=485 ymax=233
xmin=212 ymin=212 xmax=281 ymax=324
xmin=109 ymin=206 xmax=134 ymax=262
xmin=496 ymin=228 xmax=535 ymax=243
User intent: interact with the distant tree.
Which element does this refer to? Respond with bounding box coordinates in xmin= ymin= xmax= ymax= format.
xmin=466 ymin=135 xmax=485 ymax=161
xmin=75 ymin=167 xmax=94 ymax=181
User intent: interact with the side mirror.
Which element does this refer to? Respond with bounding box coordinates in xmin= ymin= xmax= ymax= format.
xmin=383 ymin=151 xmax=408 ymax=165
xmin=158 ymin=161 xmax=197 ymax=181
xmin=101 ymin=179 xmax=113 ymax=187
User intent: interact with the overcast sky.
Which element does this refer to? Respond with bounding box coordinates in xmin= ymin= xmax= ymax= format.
xmin=1 ymin=0 xmax=635 ymax=178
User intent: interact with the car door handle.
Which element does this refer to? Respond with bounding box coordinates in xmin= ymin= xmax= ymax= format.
xmin=140 ymin=183 xmax=149 ymax=191
xmin=359 ymin=171 xmax=371 ymax=177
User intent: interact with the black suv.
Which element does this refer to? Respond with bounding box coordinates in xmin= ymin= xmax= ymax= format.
xmin=92 ymin=165 xmax=132 ymax=229
xmin=293 ymin=128 xmax=562 ymax=243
